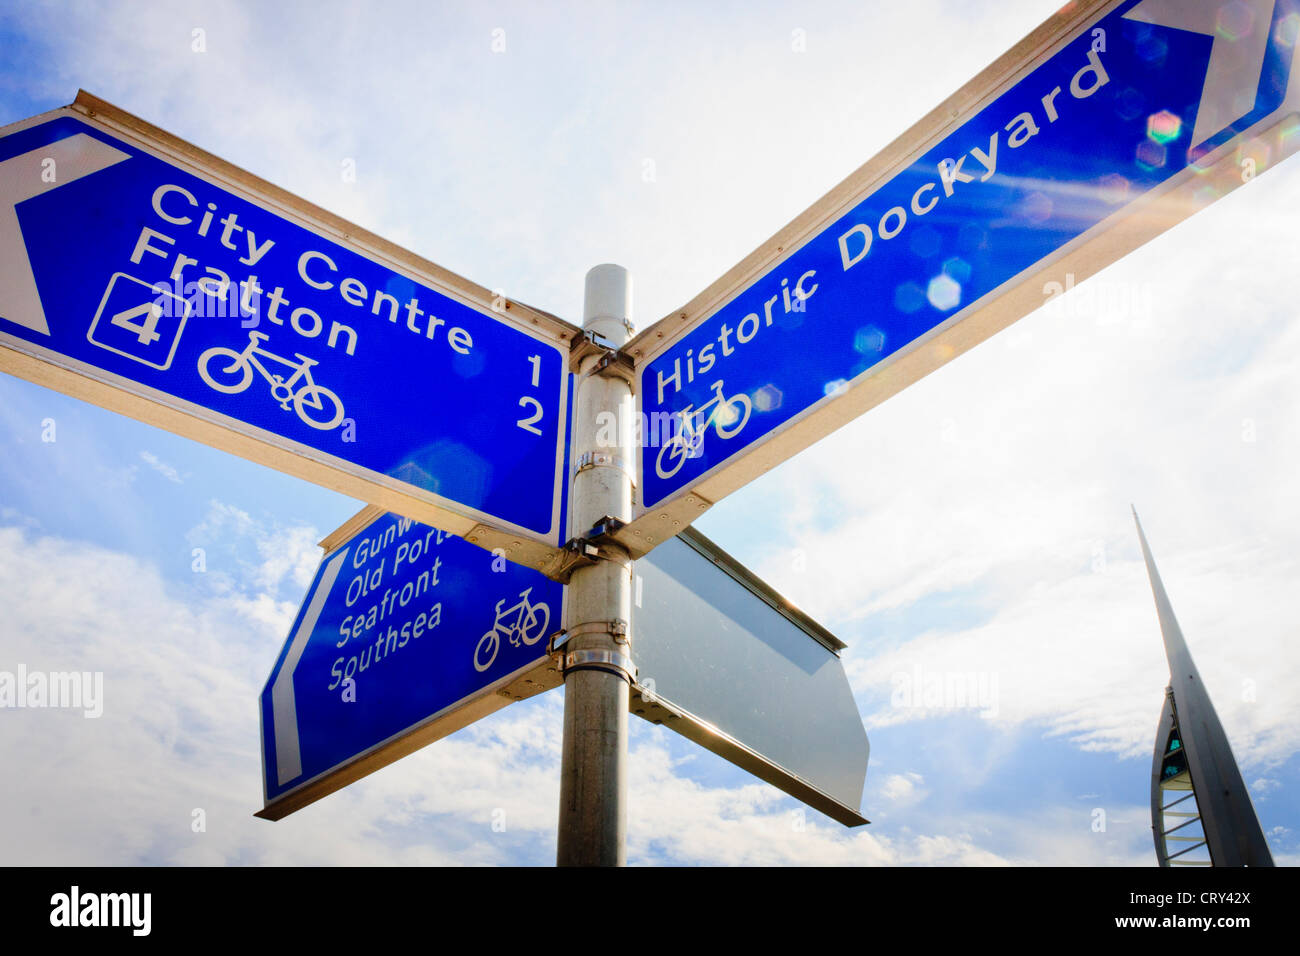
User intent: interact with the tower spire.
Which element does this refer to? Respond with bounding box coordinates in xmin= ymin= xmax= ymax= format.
xmin=1136 ymin=510 xmax=1272 ymax=867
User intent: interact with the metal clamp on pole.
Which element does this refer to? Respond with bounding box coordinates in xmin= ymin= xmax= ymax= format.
xmin=568 ymin=618 xmax=629 ymax=643
xmin=576 ymin=451 xmax=637 ymax=488
xmin=559 ymin=649 xmax=637 ymax=685
xmin=550 ymin=618 xmax=629 ymax=653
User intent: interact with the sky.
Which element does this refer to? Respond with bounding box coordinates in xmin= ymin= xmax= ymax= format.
xmin=0 ymin=0 xmax=1297 ymax=867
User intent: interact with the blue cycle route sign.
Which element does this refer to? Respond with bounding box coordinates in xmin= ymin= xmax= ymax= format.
xmin=637 ymin=0 xmax=1300 ymax=511
xmin=0 ymin=98 xmax=573 ymax=548
xmin=258 ymin=509 xmax=564 ymax=819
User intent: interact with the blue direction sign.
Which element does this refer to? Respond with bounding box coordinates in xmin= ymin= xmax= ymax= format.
xmin=0 ymin=96 xmax=573 ymax=552
xmin=636 ymin=0 xmax=1300 ymax=514
xmin=258 ymin=508 xmax=564 ymax=819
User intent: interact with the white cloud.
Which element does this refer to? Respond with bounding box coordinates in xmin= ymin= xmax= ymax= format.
xmin=140 ymin=450 xmax=184 ymax=483
xmin=879 ymin=771 xmax=926 ymax=806
xmin=254 ymin=523 xmax=321 ymax=591
xmin=186 ymin=499 xmax=322 ymax=597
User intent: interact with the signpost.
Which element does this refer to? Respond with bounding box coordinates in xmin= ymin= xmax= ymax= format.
xmin=11 ymin=0 xmax=1300 ymax=866
xmin=257 ymin=507 xmax=564 ymax=820
xmin=0 ymin=92 xmax=577 ymax=571
xmin=620 ymin=0 xmax=1300 ymax=551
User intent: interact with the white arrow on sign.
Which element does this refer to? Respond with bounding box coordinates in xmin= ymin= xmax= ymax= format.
xmin=270 ymin=548 xmax=348 ymax=785
xmin=1125 ymin=0 xmax=1276 ymax=150
xmin=0 ymin=132 xmax=130 ymax=335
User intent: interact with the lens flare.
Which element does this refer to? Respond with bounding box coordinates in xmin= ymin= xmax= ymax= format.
xmin=1137 ymin=35 xmax=1168 ymax=65
xmin=942 ymin=256 xmax=972 ymax=283
xmin=1245 ymin=139 xmax=1275 ymax=170
xmin=958 ymin=222 xmax=987 ymax=251
xmin=1099 ymin=173 xmax=1130 ymax=204
xmin=1280 ymin=114 xmax=1300 ymax=150
xmin=1280 ymin=12 xmax=1300 ymax=47
xmin=927 ymin=274 xmax=961 ymax=311
xmin=1216 ymin=0 xmax=1256 ymax=40
xmin=1018 ymin=191 xmax=1052 ymax=223
xmin=894 ymin=282 xmax=926 ymax=313
xmin=854 ymin=326 xmax=886 ymax=354
xmin=1193 ymin=183 xmax=1222 ymax=205
xmin=1136 ymin=138 xmax=1167 ymax=171
xmin=1117 ymin=87 xmax=1146 ymax=122
xmin=1147 ymin=110 xmax=1182 ymax=144
xmin=754 ymin=384 xmax=783 ymax=412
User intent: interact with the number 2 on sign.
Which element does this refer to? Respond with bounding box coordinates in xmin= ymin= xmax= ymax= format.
xmin=517 ymin=397 xmax=543 ymax=434
xmin=516 ymin=354 xmax=543 ymax=435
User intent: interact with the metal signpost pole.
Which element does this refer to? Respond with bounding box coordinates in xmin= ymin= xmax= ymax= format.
xmin=556 ymin=265 xmax=635 ymax=866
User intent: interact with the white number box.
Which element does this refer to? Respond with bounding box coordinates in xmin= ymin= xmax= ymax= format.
xmin=87 ymin=272 xmax=192 ymax=371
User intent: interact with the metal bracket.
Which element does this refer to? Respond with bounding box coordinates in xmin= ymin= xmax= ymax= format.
xmin=584 ymin=515 xmax=626 ymax=541
xmin=557 ymin=648 xmax=637 ymax=684
xmin=587 ymin=347 xmax=635 ymax=384
xmin=568 ymin=330 xmax=635 ymax=383
xmin=547 ymin=539 xmax=602 ymax=583
xmin=548 ymin=517 xmax=632 ymax=583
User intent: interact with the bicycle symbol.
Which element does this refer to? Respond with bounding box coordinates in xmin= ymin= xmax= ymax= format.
xmin=654 ymin=379 xmax=752 ymax=479
xmin=474 ymin=587 xmax=552 ymax=673
xmin=197 ymin=331 xmax=345 ymax=430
